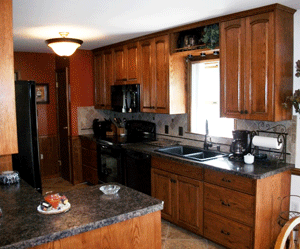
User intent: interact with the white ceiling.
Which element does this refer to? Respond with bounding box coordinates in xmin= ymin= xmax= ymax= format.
xmin=13 ymin=0 xmax=300 ymax=53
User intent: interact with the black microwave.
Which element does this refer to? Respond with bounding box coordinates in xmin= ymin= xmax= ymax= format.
xmin=111 ymin=84 xmax=140 ymax=113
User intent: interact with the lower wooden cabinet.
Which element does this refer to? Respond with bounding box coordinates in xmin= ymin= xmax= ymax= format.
xmin=151 ymin=157 xmax=203 ymax=235
xmin=204 ymin=211 xmax=253 ymax=249
xmin=81 ymin=138 xmax=98 ymax=185
xmin=152 ymin=156 xmax=291 ymax=249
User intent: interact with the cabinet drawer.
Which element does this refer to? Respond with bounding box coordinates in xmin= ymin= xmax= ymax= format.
xmin=81 ymin=139 xmax=97 ymax=151
xmin=82 ymin=165 xmax=98 ymax=185
xmin=204 ymin=169 xmax=256 ymax=195
xmin=204 ymin=211 xmax=253 ymax=249
xmin=82 ymin=148 xmax=97 ymax=169
xmin=152 ymin=156 xmax=203 ymax=181
xmin=204 ymin=183 xmax=255 ymax=226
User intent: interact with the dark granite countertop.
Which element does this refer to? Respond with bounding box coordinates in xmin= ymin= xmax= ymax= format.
xmin=80 ymin=134 xmax=294 ymax=179
xmin=122 ymin=143 xmax=295 ymax=179
xmin=0 ymin=180 xmax=163 ymax=249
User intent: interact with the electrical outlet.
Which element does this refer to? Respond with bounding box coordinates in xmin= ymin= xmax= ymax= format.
xmin=40 ymin=154 xmax=43 ymax=160
xmin=165 ymin=125 xmax=169 ymax=134
xmin=179 ymin=126 xmax=183 ymax=136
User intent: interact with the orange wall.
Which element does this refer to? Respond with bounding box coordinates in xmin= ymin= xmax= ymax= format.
xmin=14 ymin=52 xmax=57 ymax=136
xmin=14 ymin=50 xmax=94 ymax=137
xmin=69 ymin=50 xmax=94 ymax=136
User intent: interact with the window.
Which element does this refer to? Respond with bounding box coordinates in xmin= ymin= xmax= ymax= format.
xmin=189 ymin=59 xmax=234 ymax=138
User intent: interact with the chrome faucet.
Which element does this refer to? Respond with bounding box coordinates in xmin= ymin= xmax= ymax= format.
xmin=204 ymin=120 xmax=212 ymax=150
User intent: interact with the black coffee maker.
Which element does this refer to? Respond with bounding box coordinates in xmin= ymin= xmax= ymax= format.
xmin=92 ymin=119 xmax=111 ymax=138
xmin=230 ymin=130 xmax=252 ymax=156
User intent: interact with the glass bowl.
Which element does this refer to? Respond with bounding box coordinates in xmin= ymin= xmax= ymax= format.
xmin=100 ymin=185 xmax=120 ymax=195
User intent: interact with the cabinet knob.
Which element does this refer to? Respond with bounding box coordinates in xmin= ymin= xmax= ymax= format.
xmin=221 ymin=230 xmax=230 ymax=236
xmin=240 ymin=110 xmax=244 ymax=114
xmin=221 ymin=200 xmax=231 ymax=207
xmin=170 ymin=179 xmax=176 ymax=183
xmin=244 ymin=110 xmax=248 ymax=114
xmin=221 ymin=178 xmax=231 ymax=183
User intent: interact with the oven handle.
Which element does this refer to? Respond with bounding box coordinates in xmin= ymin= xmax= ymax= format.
xmin=126 ymin=151 xmax=150 ymax=160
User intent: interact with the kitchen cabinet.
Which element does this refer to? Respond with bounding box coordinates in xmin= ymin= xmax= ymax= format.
xmin=152 ymin=155 xmax=291 ymax=248
xmin=94 ymin=49 xmax=113 ymax=109
xmin=139 ymin=35 xmax=186 ymax=114
xmin=114 ymin=42 xmax=139 ymax=84
xmin=151 ymin=156 xmax=203 ymax=235
xmin=81 ymin=138 xmax=98 ymax=185
xmin=203 ymin=168 xmax=291 ymax=249
xmin=220 ymin=7 xmax=295 ymax=121
xmin=0 ymin=0 xmax=18 ymax=157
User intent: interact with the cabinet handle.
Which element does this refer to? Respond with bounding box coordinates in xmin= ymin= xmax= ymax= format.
xmin=221 ymin=230 xmax=230 ymax=236
xmin=170 ymin=179 xmax=176 ymax=183
xmin=221 ymin=200 xmax=230 ymax=207
xmin=221 ymin=178 xmax=231 ymax=183
xmin=240 ymin=110 xmax=244 ymax=114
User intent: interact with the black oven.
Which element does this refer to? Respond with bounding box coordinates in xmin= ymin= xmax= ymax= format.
xmin=97 ymin=144 xmax=124 ymax=184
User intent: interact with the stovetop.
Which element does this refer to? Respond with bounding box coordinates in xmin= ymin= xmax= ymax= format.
xmin=95 ymin=120 xmax=156 ymax=146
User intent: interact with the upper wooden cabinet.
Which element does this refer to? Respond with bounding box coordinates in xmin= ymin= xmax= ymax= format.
xmin=94 ymin=49 xmax=113 ymax=109
xmin=139 ymin=35 xmax=186 ymax=114
xmin=0 ymin=0 xmax=18 ymax=156
xmin=220 ymin=7 xmax=295 ymax=121
xmin=113 ymin=42 xmax=139 ymax=84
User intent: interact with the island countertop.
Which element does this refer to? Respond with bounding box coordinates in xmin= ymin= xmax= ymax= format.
xmin=0 ymin=181 xmax=163 ymax=249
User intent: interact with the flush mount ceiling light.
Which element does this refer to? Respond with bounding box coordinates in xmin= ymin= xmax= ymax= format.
xmin=45 ymin=32 xmax=83 ymax=56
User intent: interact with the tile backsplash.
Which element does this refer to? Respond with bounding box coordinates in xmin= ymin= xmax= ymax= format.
xmin=78 ymin=106 xmax=297 ymax=164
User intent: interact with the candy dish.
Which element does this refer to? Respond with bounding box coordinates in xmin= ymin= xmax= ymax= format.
xmin=100 ymin=184 xmax=120 ymax=195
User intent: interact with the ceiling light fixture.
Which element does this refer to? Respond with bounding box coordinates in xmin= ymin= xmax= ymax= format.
xmin=45 ymin=32 xmax=83 ymax=56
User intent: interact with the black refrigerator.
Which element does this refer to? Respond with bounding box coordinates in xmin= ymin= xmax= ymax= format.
xmin=12 ymin=81 xmax=42 ymax=193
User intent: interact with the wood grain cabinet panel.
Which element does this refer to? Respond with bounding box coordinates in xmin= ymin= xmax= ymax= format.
xmin=204 ymin=169 xmax=256 ymax=195
xmin=177 ymin=175 xmax=203 ymax=234
xmin=151 ymin=157 xmax=203 ymax=235
xmin=94 ymin=49 xmax=113 ymax=109
xmin=204 ymin=183 xmax=255 ymax=226
xmin=151 ymin=168 xmax=175 ymax=221
xmin=204 ymin=211 xmax=253 ymax=249
xmin=81 ymin=138 xmax=98 ymax=185
xmin=0 ymin=0 xmax=18 ymax=157
xmin=220 ymin=8 xmax=295 ymax=121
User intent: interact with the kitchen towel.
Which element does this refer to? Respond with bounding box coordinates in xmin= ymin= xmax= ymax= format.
xmin=252 ymin=135 xmax=282 ymax=150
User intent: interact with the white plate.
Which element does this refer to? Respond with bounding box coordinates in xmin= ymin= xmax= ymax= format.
xmin=37 ymin=202 xmax=71 ymax=215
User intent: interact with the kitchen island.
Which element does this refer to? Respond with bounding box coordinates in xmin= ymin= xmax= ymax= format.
xmin=0 ymin=180 xmax=163 ymax=249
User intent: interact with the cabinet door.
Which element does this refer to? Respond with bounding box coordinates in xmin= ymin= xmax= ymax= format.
xmin=154 ymin=35 xmax=169 ymax=113
xmin=177 ymin=175 xmax=203 ymax=235
xmin=140 ymin=38 xmax=155 ymax=112
xmin=0 ymin=0 xmax=18 ymax=156
xmin=94 ymin=52 xmax=105 ymax=108
xmin=220 ymin=18 xmax=246 ymax=119
xmin=151 ymin=168 xmax=176 ymax=222
xmin=244 ymin=12 xmax=274 ymax=121
xmin=103 ymin=49 xmax=113 ymax=108
xmin=126 ymin=42 xmax=139 ymax=83
xmin=114 ymin=46 xmax=127 ymax=83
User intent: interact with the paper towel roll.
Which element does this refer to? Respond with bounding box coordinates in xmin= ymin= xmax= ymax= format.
xmin=252 ymin=136 xmax=282 ymax=149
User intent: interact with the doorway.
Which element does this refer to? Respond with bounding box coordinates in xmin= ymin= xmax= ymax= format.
xmin=56 ymin=68 xmax=72 ymax=182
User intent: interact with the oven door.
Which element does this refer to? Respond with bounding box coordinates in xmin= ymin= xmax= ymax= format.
xmin=98 ymin=144 xmax=124 ymax=184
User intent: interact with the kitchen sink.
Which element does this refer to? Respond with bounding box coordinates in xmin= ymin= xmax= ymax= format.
xmin=156 ymin=145 xmax=228 ymax=162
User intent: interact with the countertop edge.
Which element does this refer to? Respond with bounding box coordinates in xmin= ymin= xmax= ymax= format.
xmin=2 ymin=203 xmax=163 ymax=249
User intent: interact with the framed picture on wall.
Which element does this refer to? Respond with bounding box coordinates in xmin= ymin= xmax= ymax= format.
xmin=36 ymin=83 xmax=49 ymax=104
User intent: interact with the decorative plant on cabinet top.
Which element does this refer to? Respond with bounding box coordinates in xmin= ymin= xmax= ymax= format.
xmin=283 ymin=60 xmax=300 ymax=113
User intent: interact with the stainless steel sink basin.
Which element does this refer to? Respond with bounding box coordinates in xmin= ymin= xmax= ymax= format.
xmin=156 ymin=145 xmax=228 ymax=162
